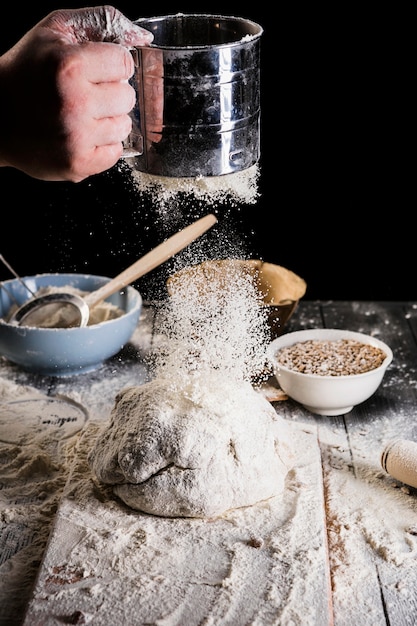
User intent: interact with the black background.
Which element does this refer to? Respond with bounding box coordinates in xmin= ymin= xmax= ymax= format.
xmin=0 ymin=3 xmax=412 ymax=302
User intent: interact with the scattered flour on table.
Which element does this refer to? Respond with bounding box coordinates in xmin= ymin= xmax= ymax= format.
xmin=0 ymin=377 xmax=84 ymax=624
xmin=318 ymin=419 xmax=417 ymax=623
xmin=26 ymin=420 xmax=334 ymax=626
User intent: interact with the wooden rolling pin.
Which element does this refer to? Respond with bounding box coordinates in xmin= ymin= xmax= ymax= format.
xmin=381 ymin=439 xmax=417 ymax=489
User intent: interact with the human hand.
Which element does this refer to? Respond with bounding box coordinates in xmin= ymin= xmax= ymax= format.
xmin=0 ymin=6 xmax=153 ymax=182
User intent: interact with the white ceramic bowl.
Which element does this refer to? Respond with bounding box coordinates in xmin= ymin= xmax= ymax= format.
xmin=0 ymin=273 xmax=142 ymax=377
xmin=267 ymin=328 xmax=393 ymax=416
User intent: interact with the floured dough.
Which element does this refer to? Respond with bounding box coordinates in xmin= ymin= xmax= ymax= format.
xmin=88 ymin=374 xmax=294 ymax=518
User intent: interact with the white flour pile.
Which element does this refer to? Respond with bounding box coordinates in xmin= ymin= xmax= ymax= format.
xmin=88 ymin=377 xmax=294 ymax=517
xmin=88 ymin=263 xmax=295 ymax=517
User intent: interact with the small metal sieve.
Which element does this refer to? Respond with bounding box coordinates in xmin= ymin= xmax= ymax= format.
xmin=8 ymin=292 xmax=90 ymax=328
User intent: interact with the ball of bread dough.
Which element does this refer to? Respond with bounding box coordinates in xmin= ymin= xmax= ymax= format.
xmin=88 ymin=375 xmax=294 ymax=518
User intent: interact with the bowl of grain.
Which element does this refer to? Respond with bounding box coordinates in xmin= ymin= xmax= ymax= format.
xmin=166 ymin=259 xmax=307 ymax=339
xmin=0 ymin=273 xmax=142 ymax=376
xmin=267 ymin=328 xmax=393 ymax=416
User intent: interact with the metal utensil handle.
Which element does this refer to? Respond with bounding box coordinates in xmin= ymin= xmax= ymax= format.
xmin=83 ymin=213 xmax=217 ymax=309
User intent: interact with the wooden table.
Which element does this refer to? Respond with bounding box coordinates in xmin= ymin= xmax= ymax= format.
xmin=1 ymin=300 xmax=417 ymax=625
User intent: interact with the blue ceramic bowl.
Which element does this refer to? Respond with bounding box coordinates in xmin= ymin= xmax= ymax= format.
xmin=0 ymin=273 xmax=142 ymax=376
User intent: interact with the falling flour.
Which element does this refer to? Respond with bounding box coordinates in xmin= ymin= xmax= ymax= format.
xmin=125 ymin=163 xmax=261 ymax=213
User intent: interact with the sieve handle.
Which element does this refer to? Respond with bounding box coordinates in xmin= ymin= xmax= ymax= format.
xmin=122 ymin=47 xmax=145 ymax=158
xmin=83 ymin=214 xmax=217 ymax=309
